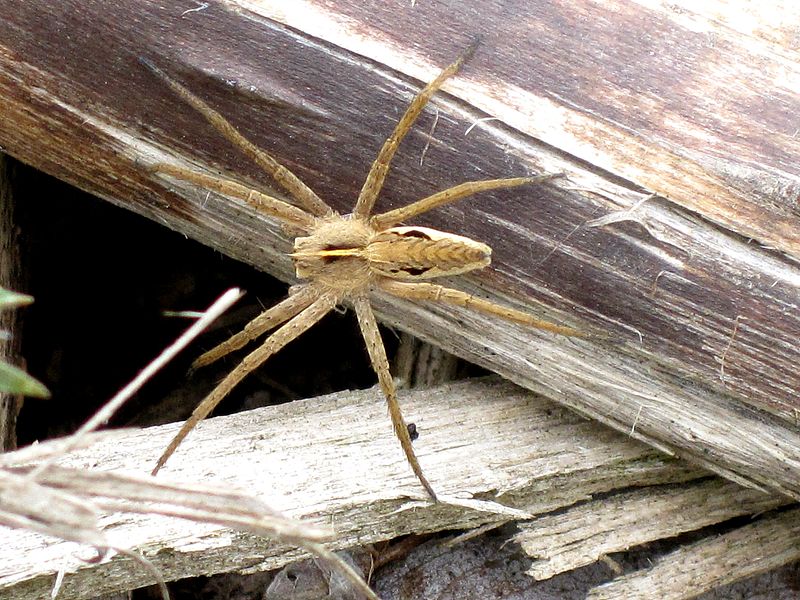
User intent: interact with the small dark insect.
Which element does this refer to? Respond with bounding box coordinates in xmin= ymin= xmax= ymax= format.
xmin=142 ymin=44 xmax=581 ymax=500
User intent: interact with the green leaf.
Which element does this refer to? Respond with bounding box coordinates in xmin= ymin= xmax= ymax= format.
xmin=0 ymin=287 xmax=34 ymax=310
xmin=0 ymin=361 xmax=50 ymax=398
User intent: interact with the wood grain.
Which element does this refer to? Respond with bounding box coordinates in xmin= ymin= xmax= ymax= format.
xmin=0 ymin=2 xmax=798 ymax=499
xmin=1 ymin=378 xmax=790 ymax=599
xmin=0 ymin=157 xmax=23 ymax=451
xmin=519 ymin=478 xmax=785 ymax=580
xmin=588 ymin=505 xmax=800 ymax=600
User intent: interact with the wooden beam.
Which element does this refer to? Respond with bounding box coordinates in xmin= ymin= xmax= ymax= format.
xmin=0 ymin=1 xmax=798 ymax=499
xmin=519 ymin=478 xmax=785 ymax=580
xmin=588 ymin=506 xmax=800 ymax=600
xmin=1 ymin=378 xmax=789 ymax=598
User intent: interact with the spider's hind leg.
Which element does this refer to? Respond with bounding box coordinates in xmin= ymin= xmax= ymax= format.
xmin=379 ymin=279 xmax=585 ymax=337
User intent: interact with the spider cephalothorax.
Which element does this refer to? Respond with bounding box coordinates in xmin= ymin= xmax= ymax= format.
xmin=142 ymin=46 xmax=581 ymax=500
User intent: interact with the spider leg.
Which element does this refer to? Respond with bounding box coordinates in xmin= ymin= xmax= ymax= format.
xmin=192 ymin=284 xmax=319 ymax=371
xmin=152 ymin=163 xmax=317 ymax=232
xmin=152 ymin=292 xmax=338 ymax=475
xmin=353 ymin=42 xmax=479 ymax=219
xmin=378 ymin=280 xmax=586 ymax=337
xmin=371 ymin=174 xmax=562 ymax=230
xmin=352 ymin=294 xmax=437 ymax=501
xmin=140 ymin=57 xmax=334 ymax=218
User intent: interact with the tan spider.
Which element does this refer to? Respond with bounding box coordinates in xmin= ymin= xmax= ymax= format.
xmin=142 ymin=45 xmax=581 ymax=500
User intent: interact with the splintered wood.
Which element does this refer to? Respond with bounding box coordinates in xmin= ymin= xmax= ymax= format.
xmin=1 ymin=378 xmax=793 ymax=599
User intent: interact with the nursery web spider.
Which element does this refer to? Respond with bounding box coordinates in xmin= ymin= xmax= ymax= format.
xmin=142 ymin=45 xmax=582 ymax=500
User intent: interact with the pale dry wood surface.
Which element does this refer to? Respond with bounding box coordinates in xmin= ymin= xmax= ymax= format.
xmin=0 ymin=378 xmax=794 ymax=599
xmin=518 ymin=477 xmax=786 ymax=580
xmin=588 ymin=505 xmax=800 ymax=600
xmin=0 ymin=1 xmax=798 ymax=502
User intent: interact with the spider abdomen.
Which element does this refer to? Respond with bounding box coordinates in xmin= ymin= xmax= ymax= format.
xmin=367 ymin=226 xmax=491 ymax=280
xmin=291 ymin=218 xmax=492 ymax=289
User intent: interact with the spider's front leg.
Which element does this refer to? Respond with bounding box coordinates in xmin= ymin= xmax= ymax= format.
xmin=140 ymin=57 xmax=333 ymax=219
xmin=152 ymin=292 xmax=338 ymax=475
xmin=352 ymin=294 xmax=437 ymax=500
xmin=192 ymin=284 xmax=320 ymax=371
xmin=150 ymin=163 xmax=317 ymax=232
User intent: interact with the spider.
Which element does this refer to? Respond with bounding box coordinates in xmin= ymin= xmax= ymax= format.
xmin=141 ymin=44 xmax=582 ymax=501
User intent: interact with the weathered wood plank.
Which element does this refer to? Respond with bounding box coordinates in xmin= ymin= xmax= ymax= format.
xmin=278 ymin=0 xmax=800 ymax=253
xmin=1 ymin=378 xmax=787 ymax=599
xmin=0 ymin=2 xmax=798 ymax=499
xmin=518 ymin=478 xmax=786 ymax=580
xmin=588 ymin=505 xmax=800 ymax=600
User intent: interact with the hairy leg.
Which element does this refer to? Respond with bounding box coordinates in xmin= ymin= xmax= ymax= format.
xmin=152 ymin=163 xmax=317 ymax=232
xmin=140 ymin=57 xmax=333 ymax=218
xmin=378 ymin=280 xmax=585 ymax=337
xmin=352 ymin=294 xmax=437 ymax=500
xmin=371 ymin=174 xmax=562 ymax=230
xmin=192 ymin=284 xmax=320 ymax=370
xmin=153 ymin=293 xmax=338 ymax=475
xmin=353 ymin=41 xmax=479 ymax=219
